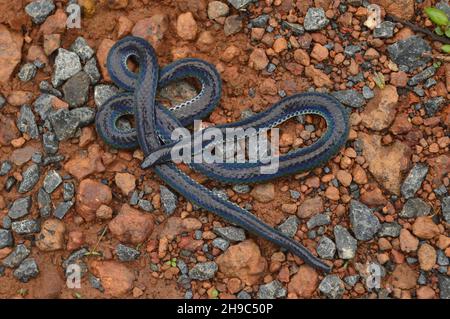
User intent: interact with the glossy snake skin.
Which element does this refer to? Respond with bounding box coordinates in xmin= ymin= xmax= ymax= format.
xmin=95 ymin=36 xmax=350 ymax=273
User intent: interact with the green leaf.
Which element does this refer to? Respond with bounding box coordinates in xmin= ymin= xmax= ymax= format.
xmin=442 ymin=44 xmax=450 ymax=53
xmin=435 ymin=26 xmax=444 ymax=35
xmin=425 ymin=7 xmax=449 ymax=26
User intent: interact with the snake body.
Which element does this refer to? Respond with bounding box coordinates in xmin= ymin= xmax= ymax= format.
xmin=96 ymin=36 xmax=349 ymax=273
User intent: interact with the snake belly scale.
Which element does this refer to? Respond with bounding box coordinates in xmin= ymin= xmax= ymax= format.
xmin=96 ymin=36 xmax=350 ymax=273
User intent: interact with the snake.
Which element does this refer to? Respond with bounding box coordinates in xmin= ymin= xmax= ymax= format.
xmin=95 ymin=36 xmax=350 ymax=273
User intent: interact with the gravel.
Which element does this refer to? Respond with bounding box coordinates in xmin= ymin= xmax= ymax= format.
xmin=250 ymin=15 xmax=269 ymax=28
xmin=160 ymin=185 xmax=178 ymax=215
xmin=408 ymin=66 xmax=436 ymax=86
xmin=377 ymin=222 xmax=401 ymax=238
xmin=42 ymin=131 xmax=59 ymax=154
xmin=2 ymin=244 xmax=30 ymax=268
xmin=344 ymin=275 xmax=360 ymax=287
xmin=70 ymin=37 xmax=94 ymax=63
xmin=0 ymin=94 xmax=5 ymax=108
xmin=277 ymin=215 xmax=299 ymax=237
xmin=52 ymin=48 xmax=82 ymax=87
xmin=94 ymin=85 xmax=120 ymax=107
xmin=232 ymin=184 xmax=250 ymax=194
xmin=48 ymin=108 xmax=94 ymax=141
xmin=18 ymin=164 xmax=40 ymax=193
xmin=43 ymin=169 xmax=62 ymax=193
xmin=38 ymin=187 xmax=52 ymax=217
xmin=399 ymin=198 xmax=431 ymax=218
xmin=424 ymin=96 xmax=446 ymax=117
xmin=13 ymin=258 xmax=39 ymax=283
xmin=62 ymin=71 xmax=91 ymax=107
xmin=438 ymin=275 xmax=450 ymax=299
xmin=8 ymin=196 xmax=32 ymax=220
xmin=83 ymin=58 xmax=101 ymax=84
xmin=332 ymin=90 xmax=365 ymax=108
xmin=213 ymin=226 xmax=246 ymax=242
xmin=17 ymin=105 xmax=39 ymax=139
xmin=188 ymin=262 xmax=218 ymax=280
xmin=334 ymin=225 xmax=357 ymax=259
xmin=88 ymin=273 xmax=105 ymax=292
xmin=373 ymin=21 xmax=395 ymax=38
xmin=307 ymin=213 xmax=331 ymax=229
xmin=257 ymin=280 xmax=286 ymax=299
xmin=0 ymin=229 xmax=14 ymax=249
xmin=319 ymin=275 xmax=345 ymax=299
xmin=33 ymin=94 xmax=56 ymax=120
xmin=212 ymin=238 xmax=230 ymax=251
xmin=11 ymin=219 xmax=40 ymax=234
xmin=401 ymin=164 xmax=429 ymax=199
xmin=63 ymin=182 xmax=75 ymax=201
xmin=0 ymin=161 xmax=12 ymax=176
xmin=53 ymin=201 xmax=74 ymax=219
xmin=349 ymin=200 xmax=380 ymax=241
xmin=115 ymin=244 xmax=141 ymax=262
xmin=317 ymin=236 xmax=336 ymax=259
xmin=18 ymin=63 xmax=38 ymax=82
xmin=387 ymin=36 xmax=431 ymax=71
xmin=227 ymin=0 xmax=252 ymax=10
xmin=25 ymin=0 xmax=55 ymax=24
xmin=304 ymin=8 xmax=329 ymax=31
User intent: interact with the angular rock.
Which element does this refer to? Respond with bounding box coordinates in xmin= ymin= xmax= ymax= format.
xmin=0 ymin=25 xmax=23 ymax=84
xmin=11 ymin=219 xmax=40 ymax=234
xmin=115 ymin=244 xmax=140 ymax=262
xmin=83 ymin=58 xmax=101 ymax=84
xmin=2 ymin=244 xmax=30 ymax=268
xmin=408 ymin=66 xmax=436 ymax=86
xmin=42 ymin=131 xmax=59 ymax=154
xmin=13 ymin=258 xmax=39 ymax=282
xmin=257 ymin=280 xmax=286 ymax=299
xmin=319 ymin=275 xmax=345 ymax=299
xmin=349 ymin=200 xmax=380 ymax=241
xmin=387 ymin=36 xmax=431 ymax=71
xmin=399 ymin=198 xmax=431 ymax=218
xmin=189 ymin=262 xmax=218 ymax=280
xmin=38 ymin=187 xmax=52 ymax=217
xmin=278 ymin=216 xmax=299 ymax=238
xmin=361 ymin=85 xmax=398 ymax=131
xmin=109 ymin=204 xmax=154 ymax=244
xmin=213 ymin=226 xmax=246 ymax=242
xmin=62 ymin=71 xmax=90 ymax=108
xmin=70 ymin=37 xmax=94 ymax=63
xmin=401 ymin=164 xmax=429 ymax=199
xmin=317 ymin=236 xmax=336 ymax=259
xmin=43 ymin=169 xmax=62 ymax=193
xmin=18 ymin=63 xmax=37 ymax=82
xmin=160 ymin=185 xmax=178 ymax=215
xmin=334 ymin=225 xmax=357 ymax=259
xmin=90 ymin=260 xmax=135 ymax=297
xmin=332 ymin=90 xmax=365 ymax=108
xmin=53 ymin=201 xmax=74 ymax=219
xmin=307 ymin=213 xmax=331 ymax=229
xmin=0 ymin=229 xmax=13 ymax=249
xmin=25 ymin=0 xmax=55 ymax=24
xmin=17 ymin=105 xmax=39 ymax=139
xmin=18 ymin=164 xmax=40 ymax=193
xmin=378 ymin=222 xmax=401 ymax=238
xmin=8 ymin=196 xmax=32 ymax=220
xmin=304 ymin=8 xmax=329 ymax=31
xmin=52 ymin=48 xmax=82 ymax=87
xmin=227 ymin=0 xmax=252 ymax=9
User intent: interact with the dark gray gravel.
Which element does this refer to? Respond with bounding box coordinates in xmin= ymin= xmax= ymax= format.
xmin=349 ymin=200 xmax=380 ymax=241
xmin=304 ymin=8 xmax=329 ymax=31
xmin=332 ymin=90 xmax=365 ymax=108
xmin=115 ymin=244 xmax=141 ymax=262
xmin=42 ymin=131 xmax=59 ymax=154
xmin=25 ymin=0 xmax=55 ymax=24
xmin=11 ymin=219 xmax=40 ymax=235
xmin=401 ymin=164 xmax=429 ymax=199
xmin=18 ymin=63 xmax=37 ymax=82
xmin=387 ymin=36 xmax=431 ymax=71
xmin=0 ymin=229 xmax=14 ymax=249
xmin=377 ymin=222 xmax=401 ymax=238
xmin=38 ymin=187 xmax=52 ymax=217
xmin=213 ymin=226 xmax=246 ymax=242
xmin=277 ymin=215 xmax=299 ymax=238
xmin=319 ymin=275 xmax=345 ymax=299
xmin=52 ymin=48 xmax=82 ymax=87
xmin=317 ymin=236 xmax=336 ymax=259
xmin=257 ymin=280 xmax=286 ymax=299
xmin=53 ymin=201 xmax=74 ymax=219
xmin=62 ymin=71 xmax=91 ymax=108
xmin=17 ymin=105 xmax=39 ymax=139
xmin=13 ymin=258 xmax=40 ymax=283
xmin=18 ymin=164 xmax=40 ymax=193
xmin=2 ymin=244 xmax=30 ymax=268
xmin=399 ymin=198 xmax=431 ymax=218
xmin=188 ymin=262 xmax=218 ymax=280
xmin=334 ymin=225 xmax=357 ymax=260
xmin=70 ymin=37 xmax=94 ymax=63
xmin=8 ymin=196 xmax=32 ymax=220
xmin=43 ymin=169 xmax=62 ymax=193
xmin=160 ymin=185 xmax=178 ymax=215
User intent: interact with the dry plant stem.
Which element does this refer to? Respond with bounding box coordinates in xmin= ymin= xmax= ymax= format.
xmin=386 ymin=14 xmax=450 ymax=45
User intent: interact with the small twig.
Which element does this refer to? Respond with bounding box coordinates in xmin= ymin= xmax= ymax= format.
xmin=422 ymin=52 xmax=450 ymax=62
xmin=386 ymin=14 xmax=450 ymax=45
xmin=87 ymin=226 xmax=108 ymax=256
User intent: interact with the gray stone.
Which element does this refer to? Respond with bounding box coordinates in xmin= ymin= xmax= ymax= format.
xmin=25 ymin=0 xmax=55 ymax=24
xmin=344 ymin=45 xmax=361 ymax=57
xmin=227 ymin=0 xmax=252 ymax=10
xmin=71 ymin=107 xmax=95 ymax=126
xmin=250 ymin=15 xmax=269 ymax=28
xmin=160 ymin=185 xmax=178 ymax=215
xmin=62 ymin=71 xmax=90 ymax=108
xmin=88 ymin=273 xmax=105 ymax=292
xmin=290 ymin=190 xmax=301 ymax=200
xmin=37 ymin=187 xmax=52 ymax=217
xmin=437 ymin=250 xmax=449 ymax=266
xmin=332 ymin=90 xmax=365 ymax=108
xmin=39 ymin=81 xmax=62 ymax=98
xmin=70 ymin=37 xmax=94 ymax=63
xmin=281 ymin=21 xmax=304 ymax=35
xmin=42 ymin=131 xmax=59 ymax=154
xmin=257 ymin=280 xmax=286 ymax=299
xmin=343 ymin=275 xmax=360 ymax=287
xmin=304 ymin=8 xmax=329 ymax=31
xmin=53 ymin=201 xmax=74 ymax=219
xmin=18 ymin=63 xmax=37 ymax=82
xmin=32 ymin=152 xmax=42 ymax=164
xmin=63 ymin=182 xmax=75 ymax=201
xmin=307 ymin=213 xmax=331 ymax=229
xmin=48 ymin=108 xmax=79 ymax=140
xmin=33 ymin=94 xmax=55 ymax=120
xmin=213 ymin=226 xmax=246 ymax=242
xmin=2 ymin=216 xmax=11 ymax=229
xmin=43 ymin=169 xmax=62 ymax=193
xmin=94 ymin=84 xmax=119 ymax=107
xmin=18 ymin=164 xmax=40 ymax=193
xmin=189 ymin=262 xmax=218 ymax=280
xmin=138 ymin=199 xmax=153 ymax=212
xmin=424 ymin=96 xmax=446 ymax=117
xmin=442 ymin=196 xmax=450 ymax=224
xmin=334 ymin=225 xmax=357 ymax=259
xmin=232 ymin=184 xmax=250 ymax=194
xmin=52 ymin=48 xmax=82 ymax=87
xmin=177 ymin=259 xmax=188 ymax=275
xmin=277 ymin=215 xmax=299 ymax=238
xmin=8 ymin=196 xmax=32 ymax=220
xmin=387 ymin=36 xmax=431 ymax=71
xmin=17 ymin=105 xmax=39 ymax=139
xmin=438 ymin=275 xmax=450 ymax=299
xmin=0 ymin=161 xmax=12 ymax=176
xmin=319 ymin=275 xmax=345 ymax=299
xmin=317 ymin=236 xmax=336 ymax=259
xmin=377 ymin=222 xmax=401 ymax=238
xmin=83 ymin=58 xmax=101 ymax=84
xmin=5 ymin=176 xmax=17 ymax=192
xmin=0 ymin=229 xmax=13 ymax=249
xmin=115 ymin=244 xmax=140 ymax=262
xmin=373 ymin=21 xmax=395 ymax=38
xmin=42 ymin=155 xmax=65 ymax=166
xmin=2 ymin=244 xmax=30 ymax=268
xmin=400 ymin=198 xmax=431 ymax=218
xmin=362 ymin=86 xmax=374 ymax=99
xmin=212 ymin=238 xmax=230 ymax=251
xmin=224 ymin=15 xmax=243 ymax=36
xmin=0 ymin=94 xmax=5 ymax=108
xmin=11 ymin=219 xmax=40 ymax=234
xmin=408 ymin=66 xmax=436 ymax=86
xmin=401 ymin=164 xmax=429 ymax=199
xmin=13 ymin=258 xmax=39 ymax=282
xmin=62 ymin=248 xmax=89 ymax=269
xmin=349 ymin=200 xmax=380 ymax=241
